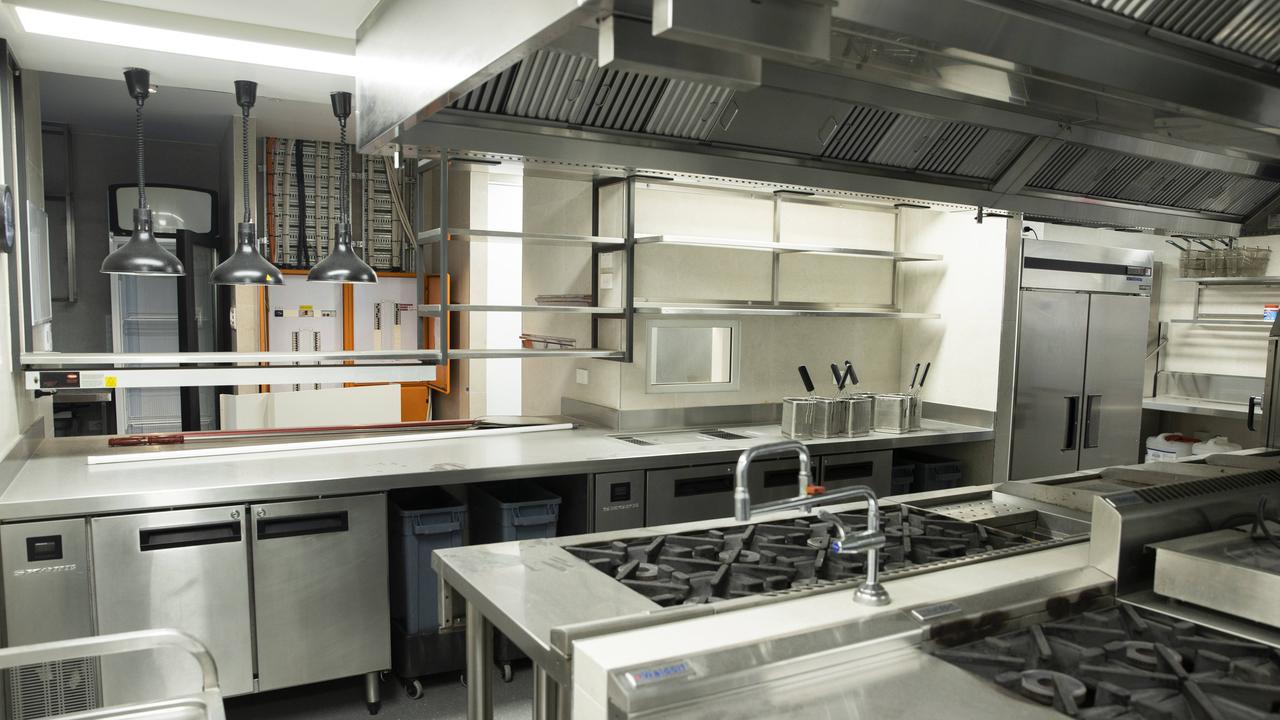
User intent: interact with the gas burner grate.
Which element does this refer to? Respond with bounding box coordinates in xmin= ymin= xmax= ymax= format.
xmin=934 ymin=605 xmax=1280 ymax=719
xmin=564 ymin=508 xmax=1039 ymax=606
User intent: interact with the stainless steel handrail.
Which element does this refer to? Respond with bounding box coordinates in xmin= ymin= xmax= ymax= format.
xmin=0 ymin=629 xmax=220 ymax=692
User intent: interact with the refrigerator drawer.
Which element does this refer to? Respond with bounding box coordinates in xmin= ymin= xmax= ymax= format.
xmin=646 ymin=464 xmax=738 ymax=526
xmin=90 ymin=505 xmax=253 ymax=703
xmin=819 ymin=450 xmax=891 ymax=497
xmin=251 ymin=494 xmax=390 ymax=691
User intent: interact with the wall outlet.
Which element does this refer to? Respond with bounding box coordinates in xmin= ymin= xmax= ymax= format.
xmin=600 ymin=273 xmax=614 ymax=290
xmin=576 ymin=368 xmax=589 ymax=385
xmin=599 ymin=253 xmax=613 ymax=269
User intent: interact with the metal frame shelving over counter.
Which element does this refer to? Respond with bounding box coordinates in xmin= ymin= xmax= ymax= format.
xmin=412 ymin=151 xmax=635 ymax=363
xmin=411 ymin=161 xmax=945 ymax=365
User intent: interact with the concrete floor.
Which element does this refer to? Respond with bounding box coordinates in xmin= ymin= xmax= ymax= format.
xmin=225 ymin=666 xmax=534 ymax=720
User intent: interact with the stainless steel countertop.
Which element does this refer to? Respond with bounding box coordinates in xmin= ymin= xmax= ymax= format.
xmin=1143 ymin=395 xmax=1254 ymax=420
xmin=0 ymin=419 xmax=992 ymax=522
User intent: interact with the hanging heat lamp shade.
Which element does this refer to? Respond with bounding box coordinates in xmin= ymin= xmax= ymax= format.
xmin=211 ymin=80 xmax=283 ymax=286
xmin=308 ymin=90 xmax=376 ymax=284
xmin=101 ymin=67 xmax=184 ymax=276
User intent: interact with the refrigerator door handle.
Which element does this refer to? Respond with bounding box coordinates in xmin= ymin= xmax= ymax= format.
xmin=1063 ymin=395 xmax=1081 ymax=451
xmin=256 ymin=511 xmax=349 ymax=540
xmin=1084 ymin=395 xmax=1103 ymax=449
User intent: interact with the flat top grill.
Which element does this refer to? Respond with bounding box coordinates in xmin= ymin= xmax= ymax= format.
xmin=565 ymin=507 xmax=1041 ymax=606
xmin=934 ymin=604 xmax=1280 ymax=719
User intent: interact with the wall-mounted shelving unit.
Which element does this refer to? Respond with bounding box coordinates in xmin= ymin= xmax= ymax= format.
xmin=413 ymin=151 xmax=635 ymax=362
xmin=410 ymin=155 xmax=946 ymax=365
xmin=1173 ymin=275 xmax=1279 ymax=329
xmin=634 ymin=302 xmax=940 ymax=319
xmin=634 ymin=234 xmax=942 ymax=261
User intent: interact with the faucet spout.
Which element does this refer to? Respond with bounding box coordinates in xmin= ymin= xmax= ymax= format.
xmin=734 ymin=440 xmax=890 ymax=606
xmin=733 ymin=439 xmax=812 ymax=521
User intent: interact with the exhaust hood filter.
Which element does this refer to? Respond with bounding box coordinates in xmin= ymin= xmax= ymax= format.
xmin=822 ymin=104 xmax=1030 ymax=180
xmin=645 ymin=80 xmax=734 ymax=141
xmin=452 ymin=64 xmax=518 ymax=114
xmin=1028 ymin=140 xmax=1280 ymax=215
xmin=505 ymin=49 xmax=599 ymax=122
xmin=1083 ymin=0 xmax=1280 ymax=64
xmin=451 ymin=47 xmax=736 ymax=141
xmin=580 ymin=69 xmax=667 ymax=133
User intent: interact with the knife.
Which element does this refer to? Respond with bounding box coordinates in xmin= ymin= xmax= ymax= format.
xmin=798 ymin=366 xmax=815 ymax=396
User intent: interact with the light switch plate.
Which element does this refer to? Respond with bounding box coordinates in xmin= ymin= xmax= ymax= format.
xmin=600 ymin=273 xmax=614 ymax=289
xmin=576 ymin=368 xmax=589 ymax=385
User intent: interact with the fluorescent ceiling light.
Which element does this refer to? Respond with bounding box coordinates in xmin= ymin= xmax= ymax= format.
xmin=14 ymin=6 xmax=355 ymax=76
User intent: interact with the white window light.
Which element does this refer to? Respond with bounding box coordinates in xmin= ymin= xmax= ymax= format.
xmin=14 ymin=6 xmax=356 ymax=77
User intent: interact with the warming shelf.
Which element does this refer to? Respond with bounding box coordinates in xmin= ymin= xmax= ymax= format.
xmin=634 ymin=302 xmax=940 ymax=319
xmin=635 ymin=234 xmax=942 ymax=260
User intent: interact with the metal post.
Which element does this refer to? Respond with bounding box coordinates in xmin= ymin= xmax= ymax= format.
xmin=771 ymin=191 xmax=781 ymax=306
xmin=438 ymin=149 xmax=450 ymax=365
xmin=465 ymin=601 xmax=494 ymax=720
xmin=364 ymin=671 xmax=381 ymax=713
xmin=622 ymin=177 xmax=636 ymax=363
xmin=534 ymin=665 xmax=556 ymax=720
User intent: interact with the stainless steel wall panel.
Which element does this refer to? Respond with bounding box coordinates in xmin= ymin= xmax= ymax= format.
xmin=645 ymin=81 xmax=734 ymax=140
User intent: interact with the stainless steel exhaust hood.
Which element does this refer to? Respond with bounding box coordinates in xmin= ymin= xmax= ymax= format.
xmin=356 ymin=0 xmax=1280 ymax=236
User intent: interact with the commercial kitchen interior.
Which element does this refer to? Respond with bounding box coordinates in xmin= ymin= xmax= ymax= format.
xmin=10 ymin=0 xmax=1280 ymax=719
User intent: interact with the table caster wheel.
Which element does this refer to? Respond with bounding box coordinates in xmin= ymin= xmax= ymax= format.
xmin=405 ymin=678 xmax=424 ymax=700
xmin=501 ymin=663 xmax=514 ymax=683
xmin=366 ymin=701 xmax=381 ymax=715
xmin=459 ymin=673 xmax=467 ymax=688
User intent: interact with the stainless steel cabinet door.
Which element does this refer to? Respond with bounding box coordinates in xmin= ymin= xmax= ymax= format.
xmin=250 ymin=494 xmax=389 ymax=691
xmin=90 ymin=505 xmax=253 ymax=704
xmin=1010 ymin=290 xmax=1090 ymax=480
xmin=1079 ymin=293 xmax=1149 ymax=470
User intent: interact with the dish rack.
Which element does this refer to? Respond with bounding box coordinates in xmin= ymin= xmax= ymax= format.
xmin=1179 ymin=246 xmax=1271 ymax=278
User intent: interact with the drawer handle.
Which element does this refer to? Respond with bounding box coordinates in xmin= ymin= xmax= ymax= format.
xmin=139 ymin=521 xmax=241 ymax=551
xmin=257 ymin=511 xmax=349 ymax=540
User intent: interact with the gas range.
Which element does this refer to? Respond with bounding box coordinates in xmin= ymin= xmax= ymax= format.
xmin=933 ymin=604 xmax=1280 ymax=719
xmin=564 ymin=506 xmax=1048 ymax=606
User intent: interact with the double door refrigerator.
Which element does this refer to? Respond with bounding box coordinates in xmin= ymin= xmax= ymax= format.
xmin=1009 ymin=238 xmax=1153 ymax=481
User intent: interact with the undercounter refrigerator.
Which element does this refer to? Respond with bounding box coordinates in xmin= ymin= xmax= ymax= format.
xmin=1008 ymin=238 xmax=1153 ymax=480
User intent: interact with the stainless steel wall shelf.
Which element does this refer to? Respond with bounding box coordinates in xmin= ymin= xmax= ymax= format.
xmin=450 ymin=349 xmax=626 ymax=359
xmin=416 ymin=227 xmax=624 ymax=246
xmin=21 ymin=348 xmax=443 ymax=367
xmin=634 ymin=303 xmax=940 ymax=319
xmin=1173 ymin=276 xmax=1280 ymax=285
xmin=635 ymin=234 xmax=942 ymax=261
xmin=24 ymin=364 xmax=439 ymax=390
xmin=1169 ymin=318 xmax=1273 ymax=327
xmin=417 ymin=304 xmax=617 ymax=315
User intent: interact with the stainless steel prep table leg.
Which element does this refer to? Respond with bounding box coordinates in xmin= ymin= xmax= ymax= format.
xmin=466 ymin=601 xmax=494 ymax=720
xmin=534 ymin=665 xmax=557 ymax=720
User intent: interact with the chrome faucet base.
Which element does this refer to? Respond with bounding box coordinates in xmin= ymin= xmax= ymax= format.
xmin=854 ymin=582 xmax=891 ymax=606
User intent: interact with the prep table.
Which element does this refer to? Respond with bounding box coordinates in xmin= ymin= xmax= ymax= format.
xmin=0 ymin=420 xmax=991 ymax=520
